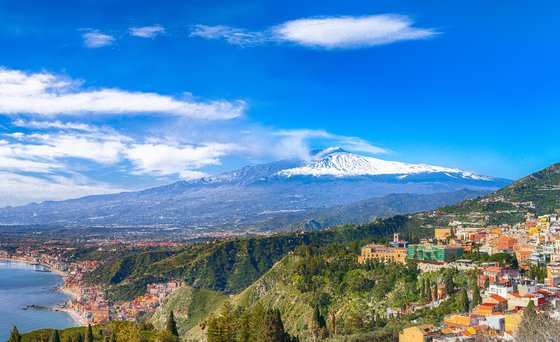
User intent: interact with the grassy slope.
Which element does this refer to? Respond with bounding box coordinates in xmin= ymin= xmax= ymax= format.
xmin=150 ymin=285 xmax=227 ymax=335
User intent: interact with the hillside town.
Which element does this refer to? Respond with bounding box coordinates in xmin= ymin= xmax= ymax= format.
xmin=358 ymin=212 xmax=560 ymax=341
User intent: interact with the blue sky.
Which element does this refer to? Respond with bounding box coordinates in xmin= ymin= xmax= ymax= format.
xmin=0 ymin=0 xmax=558 ymax=206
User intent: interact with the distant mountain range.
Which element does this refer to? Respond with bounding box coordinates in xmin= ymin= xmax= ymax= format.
xmin=0 ymin=147 xmax=511 ymax=229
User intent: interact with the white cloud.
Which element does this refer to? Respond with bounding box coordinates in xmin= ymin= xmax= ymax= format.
xmin=272 ymin=129 xmax=389 ymax=159
xmin=0 ymin=171 xmax=125 ymax=207
xmin=0 ymin=68 xmax=245 ymax=119
xmin=13 ymin=119 xmax=96 ymax=131
xmin=190 ymin=14 xmax=437 ymax=49
xmin=274 ymin=15 xmax=437 ymax=48
xmin=124 ymin=142 xmax=240 ymax=179
xmin=190 ymin=25 xmax=268 ymax=46
xmin=0 ymin=132 xmax=128 ymax=169
xmin=129 ymin=25 xmax=166 ymax=38
xmin=82 ymin=30 xmax=115 ymax=48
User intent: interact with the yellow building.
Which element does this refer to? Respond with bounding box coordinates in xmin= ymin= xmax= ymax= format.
xmin=358 ymin=243 xmax=407 ymax=264
xmin=504 ymin=313 xmax=522 ymax=333
xmin=399 ymin=324 xmax=440 ymax=342
xmin=434 ymin=228 xmax=453 ymax=240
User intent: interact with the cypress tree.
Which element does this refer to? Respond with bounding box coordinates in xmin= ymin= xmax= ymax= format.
xmin=8 ymin=326 xmax=21 ymax=342
xmin=472 ymin=284 xmax=482 ymax=308
xmin=432 ymin=283 xmax=438 ymax=301
xmin=484 ymin=277 xmax=490 ymax=290
xmin=444 ymin=273 xmax=455 ymax=296
xmin=166 ymin=311 xmax=179 ymax=338
xmin=257 ymin=309 xmax=285 ymax=342
xmin=425 ymin=279 xmax=431 ymax=301
xmin=51 ymin=329 xmax=61 ymax=342
xmin=525 ymin=300 xmax=536 ymax=319
xmin=85 ymin=324 xmax=93 ymax=342
xmin=457 ymin=288 xmax=470 ymax=312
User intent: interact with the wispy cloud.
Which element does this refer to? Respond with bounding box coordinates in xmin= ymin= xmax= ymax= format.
xmin=190 ymin=25 xmax=268 ymax=46
xmin=0 ymin=68 xmax=245 ymax=119
xmin=82 ymin=29 xmax=115 ymax=48
xmin=0 ymin=171 xmax=125 ymax=206
xmin=190 ymin=14 xmax=437 ymax=49
xmin=129 ymin=25 xmax=166 ymax=39
xmin=272 ymin=129 xmax=389 ymax=160
xmin=13 ymin=119 xmax=96 ymax=132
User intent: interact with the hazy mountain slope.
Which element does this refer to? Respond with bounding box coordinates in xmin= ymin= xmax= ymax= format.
xmin=417 ymin=162 xmax=560 ymax=226
xmin=0 ymin=148 xmax=510 ymax=228
xmin=257 ymin=189 xmax=489 ymax=231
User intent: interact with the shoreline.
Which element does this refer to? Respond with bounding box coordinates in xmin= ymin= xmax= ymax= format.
xmin=0 ymin=258 xmax=86 ymax=326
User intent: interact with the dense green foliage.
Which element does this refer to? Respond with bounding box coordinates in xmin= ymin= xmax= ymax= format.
xmin=88 ymin=215 xmax=427 ymax=301
xmin=205 ymin=302 xmax=298 ymax=342
xmin=178 ymin=245 xmax=477 ymax=341
xmin=19 ymin=321 xmax=177 ymax=342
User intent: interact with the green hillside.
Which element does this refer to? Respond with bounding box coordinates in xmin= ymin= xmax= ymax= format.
xmin=178 ymin=246 xmax=476 ymax=341
xmin=425 ymin=163 xmax=560 ymax=226
xmin=86 ymin=215 xmax=423 ymax=301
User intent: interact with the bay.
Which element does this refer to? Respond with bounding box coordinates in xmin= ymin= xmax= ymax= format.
xmin=0 ymin=260 xmax=78 ymax=341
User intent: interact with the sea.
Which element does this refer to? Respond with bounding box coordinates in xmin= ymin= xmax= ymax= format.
xmin=0 ymin=260 xmax=78 ymax=341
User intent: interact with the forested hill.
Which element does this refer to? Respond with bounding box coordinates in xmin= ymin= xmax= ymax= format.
xmin=84 ymin=215 xmax=424 ymax=301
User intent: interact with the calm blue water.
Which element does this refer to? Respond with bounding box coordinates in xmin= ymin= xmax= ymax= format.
xmin=0 ymin=261 xmax=78 ymax=341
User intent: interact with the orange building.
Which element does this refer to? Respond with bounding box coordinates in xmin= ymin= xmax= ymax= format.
xmin=434 ymin=228 xmax=453 ymax=240
xmin=494 ymin=237 xmax=518 ymax=251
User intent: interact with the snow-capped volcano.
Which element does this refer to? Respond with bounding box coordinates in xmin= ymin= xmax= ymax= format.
xmin=276 ymin=147 xmax=492 ymax=180
xmin=0 ymin=147 xmax=509 ymax=229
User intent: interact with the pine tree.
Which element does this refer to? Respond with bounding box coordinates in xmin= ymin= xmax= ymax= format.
xmin=216 ymin=302 xmax=235 ymax=342
xmin=85 ymin=324 xmax=94 ymax=342
xmin=50 ymin=329 xmax=61 ymax=342
xmin=236 ymin=308 xmax=252 ymax=342
xmin=8 ymin=326 xmax=21 ymax=342
xmin=250 ymin=303 xmax=266 ymax=339
xmin=166 ymin=311 xmax=179 ymax=338
xmin=206 ymin=316 xmax=221 ymax=342
xmin=457 ymin=288 xmax=470 ymax=312
xmin=472 ymin=284 xmax=482 ymax=308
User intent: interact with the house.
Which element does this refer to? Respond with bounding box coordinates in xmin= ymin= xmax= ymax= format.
xmin=399 ymin=324 xmax=440 ymax=342
xmin=483 ymin=294 xmax=508 ymax=311
xmin=434 ymin=228 xmax=453 ymax=240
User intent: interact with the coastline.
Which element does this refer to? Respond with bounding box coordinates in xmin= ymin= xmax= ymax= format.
xmin=0 ymin=258 xmax=86 ymax=326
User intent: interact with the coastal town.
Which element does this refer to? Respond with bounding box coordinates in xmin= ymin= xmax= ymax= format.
xmin=0 ymin=245 xmax=184 ymax=326
xmin=3 ymin=208 xmax=560 ymax=340
xmin=357 ymin=211 xmax=560 ymax=341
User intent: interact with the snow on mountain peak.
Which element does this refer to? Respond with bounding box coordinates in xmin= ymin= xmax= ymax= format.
xmin=276 ymin=148 xmax=493 ymax=180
